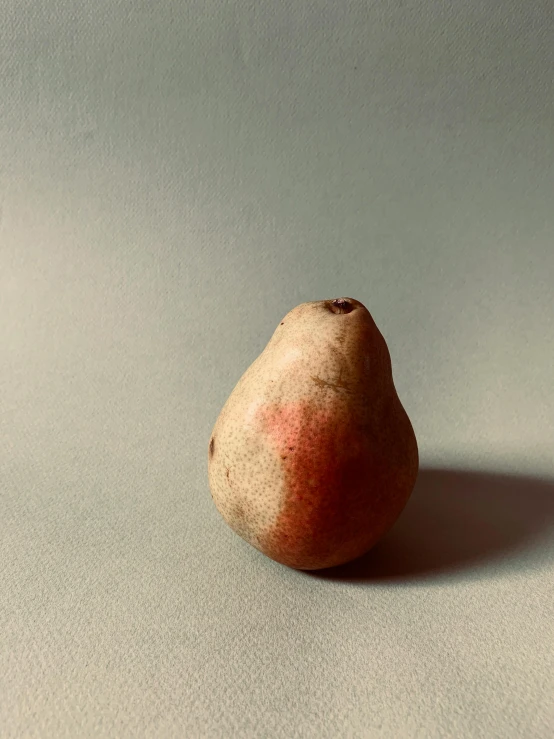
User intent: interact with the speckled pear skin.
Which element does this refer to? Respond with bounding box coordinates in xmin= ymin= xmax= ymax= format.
xmin=207 ymin=297 xmax=419 ymax=571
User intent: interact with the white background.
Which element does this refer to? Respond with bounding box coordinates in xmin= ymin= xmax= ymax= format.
xmin=1 ymin=2 xmax=553 ymax=737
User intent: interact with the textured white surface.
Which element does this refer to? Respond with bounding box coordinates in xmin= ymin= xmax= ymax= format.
xmin=1 ymin=1 xmax=553 ymax=737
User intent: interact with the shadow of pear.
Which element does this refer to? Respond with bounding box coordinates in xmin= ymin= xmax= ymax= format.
xmin=305 ymin=467 xmax=554 ymax=583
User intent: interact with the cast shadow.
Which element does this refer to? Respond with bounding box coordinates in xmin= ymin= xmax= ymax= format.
xmin=306 ymin=467 xmax=554 ymax=583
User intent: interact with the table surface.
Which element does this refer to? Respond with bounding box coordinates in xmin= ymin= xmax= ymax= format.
xmin=1 ymin=2 xmax=553 ymax=737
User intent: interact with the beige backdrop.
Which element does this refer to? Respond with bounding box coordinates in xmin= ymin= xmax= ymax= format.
xmin=1 ymin=1 xmax=553 ymax=737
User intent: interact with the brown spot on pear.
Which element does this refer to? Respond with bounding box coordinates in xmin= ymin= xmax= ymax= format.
xmin=207 ymin=297 xmax=418 ymax=570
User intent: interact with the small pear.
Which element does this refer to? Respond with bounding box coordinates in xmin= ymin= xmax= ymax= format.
xmin=208 ymin=297 xmax=418 ymax=570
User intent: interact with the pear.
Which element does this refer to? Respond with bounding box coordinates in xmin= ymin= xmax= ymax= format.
xmin=207 ymin=297 xmax=418 ymax=571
